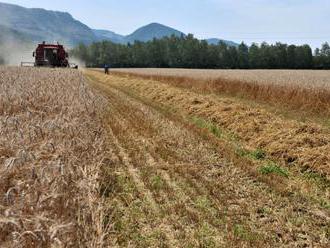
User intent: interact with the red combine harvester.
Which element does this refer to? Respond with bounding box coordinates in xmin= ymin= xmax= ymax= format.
xmin=21 ymin=41 xmax=78 ymax=69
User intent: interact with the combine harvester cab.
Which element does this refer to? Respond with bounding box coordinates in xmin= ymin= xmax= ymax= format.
xmin=21 ymin=41 xmax=78 ymax=69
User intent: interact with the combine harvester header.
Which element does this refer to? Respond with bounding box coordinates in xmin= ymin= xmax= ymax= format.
xmin=21 ymin=41 xmax=78 ymax=69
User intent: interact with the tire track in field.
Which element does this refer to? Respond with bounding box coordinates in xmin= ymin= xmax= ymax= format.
xmin=100 ymin=84 xmax=269 ymax=247
xmin=87 ymin=72 xmax=330 ymax=247
xmin=102 ymin=87 xmax=199 ymax=247
xmin=99 ymin=83 xmax=281 ymax=246
xmin=106 ymin=126 xmax=179 ymax=248
xmin=99 ymin=81 xmax=185 ymax=247
xmin=102 ymin=81 xmax=228 ymax=246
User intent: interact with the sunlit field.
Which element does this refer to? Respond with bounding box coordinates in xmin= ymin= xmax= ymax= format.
xmin=0 ymin=67 xmax=110 ymax=246
xmin=111 ymin=68 xmax=330 ymax=117
xmin=112 ymin=68 xmax=330 ymax=90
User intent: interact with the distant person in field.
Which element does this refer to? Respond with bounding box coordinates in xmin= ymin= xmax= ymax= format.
xmin=104 ymin=64 xmax=110 ymax=74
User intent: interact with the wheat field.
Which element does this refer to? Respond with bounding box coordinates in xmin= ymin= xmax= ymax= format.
xmin=0 ymin=67 xmax=110 ymax=247
xmin=111 ymin=68 xmax=330 ymax=117
xmin=112 ymin=68 xmax=330 ymax=89
xmin=1 ymin=66 xmax=329 ymax=247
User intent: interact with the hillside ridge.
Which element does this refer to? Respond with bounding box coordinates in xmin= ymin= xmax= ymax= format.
xmin=0 ymin=2 xmax=237 ymax=46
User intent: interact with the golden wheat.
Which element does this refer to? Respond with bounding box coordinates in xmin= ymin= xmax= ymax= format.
xmin=112 ymin=68 xmax=330 ymax=89
xmin=0 ymin=66 xmax=110 ymax=247
xmin=110 ymin=68 xmax=330 ymax=117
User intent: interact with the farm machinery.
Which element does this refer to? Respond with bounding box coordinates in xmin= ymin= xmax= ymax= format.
xmin=21 ymin=41 xmax=78 ymax=69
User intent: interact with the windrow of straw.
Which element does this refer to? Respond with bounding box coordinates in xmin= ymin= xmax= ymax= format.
xmin=89 ymin=71 xmax=330 ymax=180
xmin=0 ymin=67 xmax=111 ymax=247
xmin=110 ymin=69 xmax=330 ymax=118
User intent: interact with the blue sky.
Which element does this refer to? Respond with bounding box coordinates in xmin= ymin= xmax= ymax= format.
xmin=3 ymin=0 xmax=330 ymax=48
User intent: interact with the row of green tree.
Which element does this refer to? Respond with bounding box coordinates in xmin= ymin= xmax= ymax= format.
xmin=71 ymin=34 xmax=330 ymax=69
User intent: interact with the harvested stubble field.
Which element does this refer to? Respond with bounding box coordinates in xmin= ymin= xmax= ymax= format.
xmin=85 ymin=70 xmax=329 ymax=247
xmin=1 ymin=66 xmax=330 ymax=247
xmin=111 ymin=68 xmax=330 ymax=118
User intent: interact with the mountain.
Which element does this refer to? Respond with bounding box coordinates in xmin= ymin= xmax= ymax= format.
xmin=0 ymin=24 xmax=29 ymax=43
xmin=0 ymin=2 xmax=237 ymax=47
xmin=206 ymin=38 xmax=238 ymax=47
xmin=0 ymin=2 xmax=96 ymax=46
xmin=125 ymin=23 xmax=184 ymax=43
xmin=93 ymin=23 xmax=238 ymax=47
xmin=93 ymin=29 xmax=125 ymax=43
xmin=93 ymin=23 xmax=186 ymax=44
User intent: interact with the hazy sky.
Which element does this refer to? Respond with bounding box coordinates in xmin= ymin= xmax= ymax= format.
xmin=3 ymin=0 xmax=330 ymax=48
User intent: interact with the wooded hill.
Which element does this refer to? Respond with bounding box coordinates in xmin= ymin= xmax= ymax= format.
xmin=72 ymin=34 xmax=330 ymax=69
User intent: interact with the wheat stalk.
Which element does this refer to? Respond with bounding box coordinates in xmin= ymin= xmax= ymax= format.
xmin=0 ymin=66 xmax=111 ymax=247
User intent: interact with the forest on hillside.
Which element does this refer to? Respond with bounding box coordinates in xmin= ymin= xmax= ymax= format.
xmin=72 ymin=34 xmax=330 ymax=69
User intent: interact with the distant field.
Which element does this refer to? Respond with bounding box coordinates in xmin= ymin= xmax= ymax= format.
xmin=112 ymin=68 xmax=330 ymax=90
xmin=110 ymin=68 xmax=330 ymax=117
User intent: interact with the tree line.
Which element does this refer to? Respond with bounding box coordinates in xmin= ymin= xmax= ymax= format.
xmin=72 ymin=34 xmax=330 ymax=69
